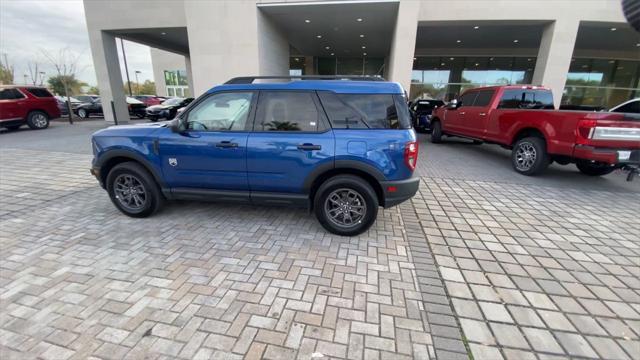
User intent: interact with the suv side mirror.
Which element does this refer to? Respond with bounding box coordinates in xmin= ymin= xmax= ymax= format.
xmin=448 ymin=99 xmax=459 ymax=109
xmin=169 ymin=118 xmax=182 ymax=133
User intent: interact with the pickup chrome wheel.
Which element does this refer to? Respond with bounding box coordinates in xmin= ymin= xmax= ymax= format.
xmin=511 ymin=136 xmax=549 ymax=176
xmin=106 ymin=161 xmax=164 ymax=217
xmin=314 ymin=175 xmax=378 ymax=236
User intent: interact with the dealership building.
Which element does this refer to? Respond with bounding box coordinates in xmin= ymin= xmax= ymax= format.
xmin=83 ymin=0 xmax=639 ymax=123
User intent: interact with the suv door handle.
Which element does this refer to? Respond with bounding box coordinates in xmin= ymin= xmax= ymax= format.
xmin=297 ymin=143 xmax=321 ymax=151
xmin=459 ymin=112 xmax=466 ymax=115
xmin=215 ymin=141 xmax=238 ymax=148
xmin=479 ymin=112 xmax=487 ymax=116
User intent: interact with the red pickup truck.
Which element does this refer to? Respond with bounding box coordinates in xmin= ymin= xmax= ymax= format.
xmin=431 ymin=85 xmax=640 ymax=180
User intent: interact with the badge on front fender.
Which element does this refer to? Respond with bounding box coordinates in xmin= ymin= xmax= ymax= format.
xmin=168 ymin=158 xmax=178 ymax=167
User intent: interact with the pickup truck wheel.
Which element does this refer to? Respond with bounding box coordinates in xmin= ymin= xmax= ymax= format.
xmin=576 ymin=161 xmax=615 ymax=176
xmin=106 ymin=162 xmax=164 ymax=218
xmin=512 ymin=137 xmax=549 ymax=176
xmin=314 ymin=175 xmax=378 ymax=236
xmin=26 ymin=111 xmax=49 ymax=129
xmin=431 ymin=121 xmax=443 ymax=143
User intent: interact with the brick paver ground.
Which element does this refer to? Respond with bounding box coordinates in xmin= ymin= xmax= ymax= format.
xmin=1 ymin=129 xmax=639 ymax=359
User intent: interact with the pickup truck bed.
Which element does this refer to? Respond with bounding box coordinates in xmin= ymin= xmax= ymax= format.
xmin=431 ymin=85 xmax=640 ymax=179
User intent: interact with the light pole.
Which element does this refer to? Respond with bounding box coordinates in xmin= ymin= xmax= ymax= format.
xmin=120 ymin=38 xmax=132 ymax=96
xmin=135 ymin=70 xmax=141 ymax=95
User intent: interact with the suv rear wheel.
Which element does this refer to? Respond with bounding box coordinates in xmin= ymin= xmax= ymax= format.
xmin=576 ymin=161 xmax=615 ymax=176
xmin=106 ymin=162 xmax=164 ymax=217
xmin=26 ymin=111 xmax=49 ymax=129
xmin=512 ymin=136 xmax=549 ymax=175
xmin=314 ymin=175 xmax=378 ymax=236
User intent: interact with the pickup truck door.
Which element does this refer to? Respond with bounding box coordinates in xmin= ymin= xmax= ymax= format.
xmin=446 ymin=91 xmax=477 ymax=134
xmin=460 ymin=89 xmax=495 ymax=139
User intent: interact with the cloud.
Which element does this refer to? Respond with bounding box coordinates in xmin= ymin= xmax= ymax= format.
xmin=0 ymin=0 xmax=155 ymax=87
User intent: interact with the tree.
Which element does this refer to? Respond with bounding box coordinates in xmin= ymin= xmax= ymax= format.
xmin=27 ymin=61 xmax=43 ymax=86
xmin=123 ymin=80 xmax=156 ymax=96
xmin=88 ymin=86 xmax=100 ymax=95
xmin=47 ymin=75 xmax=87 ymax=96
xmin=41 ymin=48 xmax=84 ymax=124
xmin=0 ymin=54 xmax=14 ymax=85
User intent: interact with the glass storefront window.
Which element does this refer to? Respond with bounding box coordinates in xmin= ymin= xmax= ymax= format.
xmin=303 ymin=57 xmax=384 ymax=76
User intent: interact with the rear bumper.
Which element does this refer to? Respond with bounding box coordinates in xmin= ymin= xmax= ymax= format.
xmin=380 ymin=176 xmax=420 ymax=208
xmin=574 ymin=145 xmax=640 ymax=165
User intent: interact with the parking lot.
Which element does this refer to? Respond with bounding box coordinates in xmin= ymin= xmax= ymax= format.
xmin=1 ymin=119 xmax=639 ymax=360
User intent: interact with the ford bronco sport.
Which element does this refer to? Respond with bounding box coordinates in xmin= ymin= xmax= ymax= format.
xmin=91 ymin=76 xmax=420 ymax=236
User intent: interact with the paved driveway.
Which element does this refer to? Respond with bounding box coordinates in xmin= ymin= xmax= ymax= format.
xmin=1 ymin=120 xmax=638 ymax=360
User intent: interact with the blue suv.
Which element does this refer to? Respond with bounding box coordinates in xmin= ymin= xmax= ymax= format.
xmin=90 ymin=76 xmax=419 ymax=236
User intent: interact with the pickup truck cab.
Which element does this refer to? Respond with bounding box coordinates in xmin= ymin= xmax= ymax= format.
xmin=90 ymin=76 xmax=420 ymax=236
xmin=431 ymin=85 xmax=640 ymax=178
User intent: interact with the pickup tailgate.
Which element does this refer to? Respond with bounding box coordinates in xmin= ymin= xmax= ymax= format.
xmin=574 ymin=112 xmax=640 ymax=164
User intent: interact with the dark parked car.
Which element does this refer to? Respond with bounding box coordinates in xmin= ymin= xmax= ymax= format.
xmin=90 ymin=76 xmax=419 ymax=236
xmin=55 ymin=96 xmax=82 ymax=116
xmin=76 ymin=97 xmax=147 ymax=119
xmin=409 ymin=99 xmax=445 ymax=132
xmin=146 ymin=97 xmax=194 ymax=121
xmin=0 ymin=86 xmax=60 ymax=130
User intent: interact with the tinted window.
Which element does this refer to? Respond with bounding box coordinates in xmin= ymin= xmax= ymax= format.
xmin=473 ymin=90 xmax=495 ymax=107
xmin=612 ymin=100 xmax=640 ymax=114
xmin=0 ymin=88 xmax=25 ymax=100
xmin=499 ymin=89 xmax=554 ymax=109
xmin=26 ymin=88 xmax=53 ymax=98
xmin=459 ymin=92 xmax=477 ymax=107
xmin=337 ymin=94 xmax=402 ymax=129
xmin=317 ymin=91 xmax=367 ymax=129
xmin=256 ymin=92 xmax=321 ymax=132
xmin=187 ymin=92 xmax=253 ymax=131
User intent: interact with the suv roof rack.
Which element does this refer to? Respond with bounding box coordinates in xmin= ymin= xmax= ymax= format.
xmin=224 ymin=75 xmax=386 ymax=84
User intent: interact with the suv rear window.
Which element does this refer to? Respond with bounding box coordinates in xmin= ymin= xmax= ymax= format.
xmin=319 ymin=92 xmax=410 ymax=129
xmin=26 ymin=88 xmax=53 ymax=98
xmin=498 ymin=89 xmax=554 ymax=109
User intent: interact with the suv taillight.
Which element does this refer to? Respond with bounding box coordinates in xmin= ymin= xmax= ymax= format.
xmin=404 ymin=141 xmax=418 ymax=171
xmin=576 ymin=119 xmax=597 ymax=145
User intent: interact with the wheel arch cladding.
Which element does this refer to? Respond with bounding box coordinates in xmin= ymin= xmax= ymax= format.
xmin=307 ymin=167 xmax=384 ymax=209
xmin=512 ymin=127 xmax=546 ymax=146
xmin=98 ymin=150 xmax=166 ymax=190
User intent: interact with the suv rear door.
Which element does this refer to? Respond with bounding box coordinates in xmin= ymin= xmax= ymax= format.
xmin=159 ymin=91 xmax=256 ymax=192
xmin=246 ymin=91 xmax=334 ymax=203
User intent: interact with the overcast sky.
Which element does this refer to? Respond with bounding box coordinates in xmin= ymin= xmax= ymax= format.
xmin=0 ymin=0 xmax=154 ymax=86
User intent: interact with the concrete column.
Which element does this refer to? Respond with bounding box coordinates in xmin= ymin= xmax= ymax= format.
xmin=88 ymin=30 xmax=129 ymax=124
xmin=257 ymin=9 xmax=289 ymax=77
xmin=185 ymin=55 xmax=194 ymax=97
xmin=532 ymin=20 xmax=580 ymax=107
xmin=387 ymin=0 xmax=420 ymax=92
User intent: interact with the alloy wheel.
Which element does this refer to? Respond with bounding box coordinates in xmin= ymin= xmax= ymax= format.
xmin=113 ymin=174 xmax=147 ymax=211
xmin=515 ymin=142 xmax=537 ymax=171
xmin=33 ymin=113 xmax=48 ymax=128
xmin=324 ymin=188 xmax=367 ymax=228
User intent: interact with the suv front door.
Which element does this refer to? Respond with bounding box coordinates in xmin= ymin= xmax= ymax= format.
xmin=247 ymin=91 xmax=335 ymax=202
xmin=159 ymin=91 xmax=256 ymax=193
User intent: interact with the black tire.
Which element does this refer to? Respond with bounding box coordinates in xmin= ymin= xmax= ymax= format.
xmin=26 ymin=111 xmax=49 ymax=129
xmin=78 ymin=108 xmax=88 ymax=118
xmin=472 ymin=140 xmax=483 ymax=145
xmin=149 ymin=116 xmax=159 ymax=122
xmin=576 ymin=161 xmax=615 ymax=176
xmin=136 ymin=113 xmax=145 ymax=119
xmin=106 ymin=162 xmax=164 ymax=218
xmin=431 ymin=120 xmax=443 ymax=143
xmin=5 ymin=125 xmax=22 ymax=131
xmin=511 ymin=136 xmax=549 ymax=176
xmin=314 ymin=175 xmax=378 ymax=236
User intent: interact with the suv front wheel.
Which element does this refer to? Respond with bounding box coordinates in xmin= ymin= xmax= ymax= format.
xmin=106 ymin=162 xmax=164 ymax=217
xmin=314 ymin=175 xmax=378 ymax=236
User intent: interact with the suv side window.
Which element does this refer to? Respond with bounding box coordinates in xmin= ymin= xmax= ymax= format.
xmin=459 ymin=92 xmax=477 ymax=108
xmin=0 ymin=88 xmax=25 ymax=100
xmin=317 ymin=91 xmax=367 ymax=129
xmin=26 ymin=88 xmax=53 ymax=98
xmin=336 ymin=94 xmax=403 ymax=129
xmin=256 ymin=91 xmax=321 ymax=131
xmin=473 ymin=90 xmax=494 ymax=107
xmin=186 ymin=92 xmax=253 ymax=131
